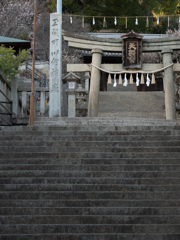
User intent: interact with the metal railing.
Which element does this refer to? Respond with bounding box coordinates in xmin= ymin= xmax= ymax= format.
xmin=0 ymin=89 xmax=13 ymax=126
xmin=26 ymin=59 xmax=47 ymax=87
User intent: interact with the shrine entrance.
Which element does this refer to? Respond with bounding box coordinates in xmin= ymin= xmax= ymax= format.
xmin=63 ymin=30 xmax=180 ymax=120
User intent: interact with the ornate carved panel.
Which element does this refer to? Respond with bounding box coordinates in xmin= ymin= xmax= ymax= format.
xmin=121 ymin=31 xmax=143 ymax=69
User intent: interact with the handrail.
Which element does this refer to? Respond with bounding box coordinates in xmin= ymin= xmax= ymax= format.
xmin=0 ymin=114 xmax=12 ymax=126
xmin=0 ymin=90 xmax=13 ymax=126
xmin=0 ymin=102 xmax=12 ymax=114
xmin=27 ymin=62 xmax=43 ymax=76
xmin=0 ymin=71 xmax=11 ymax=90
xmin=27 ymin=61 xmax=45 ymax=76
xmin=0 ymin=70 xmax=13 ymax=126
xmin=0 ymin=89 xmax=11 ymax=102
xmin=26 ymin=66 xmax=44 ymax=80
xmin=26 ymin=59 xmax=47 ymax=87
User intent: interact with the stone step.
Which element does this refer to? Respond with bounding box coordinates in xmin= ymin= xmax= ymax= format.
xmin=1 ymin=184 xmax=180 ymax=192
xmin=1 ymin=140 xmax=180 ymax=147
xmin=33 ymin=116 xmax=179 ymax=126
xmin=0 ymin=119 xmax=179 ymax=239
xmin=7 ymin=123 xmax=179 ymax=132
xmin=0 ymin=152 xmax=58 ymax=158
xmin=0 ymin=152 xmax=180 ymax=159
xmin=1 ymin=207 xmax=180 ymax=216
xmin=1 ymin=177 xmax=179 ymax=185
xmin=1 ymin=129 xmax=178 ymax=135
xmin=57 ymin=152 xmax=180 ymax=158
xmin=98 ymin=92 xmax=165 ymax=119
xmin=0 ymin=129 xmax=178 ymax=137
xmin=0 ymin=137 xmax=180 ymax=147
xmin=1 ymin=215 xmax=180 ymax=225
xmin=1 ymin=233 xmax=180 ymax=240
xmin=0 ymin=170 xmax=179 ymax=178
xmin=1 ymin=122 xmax=180 ymax=131
xmin=2 ymin=124 xmax=177 ymax=131
xmin=0 ymin=135 xmax=179 ymax=142
xmin=1 ymin=164 xmax=180 ymax=171
xmin=1 ymin=146 xmax=180 ymax=153
xmin=1 ymin=191 xmax=180 ymax=200
xmin=1 ymin=199 xmax=179 ymax=208
xmin=0 ymin=158 xmax=179 ymax=165
xmin=0 ymin=224 xmax=180 ymax=234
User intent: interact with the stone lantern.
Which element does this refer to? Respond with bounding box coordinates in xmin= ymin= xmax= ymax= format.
xmin=76 ymin=84 xmax=88 ymax=103
xmin=63 ymin=72 xmax=80 ymax=117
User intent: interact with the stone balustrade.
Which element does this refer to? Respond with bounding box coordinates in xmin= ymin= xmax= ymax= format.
xmin=0 ymin=73 xmax=49 ymax=124
xmin=17 ymin=87 xmax=49 ymax=119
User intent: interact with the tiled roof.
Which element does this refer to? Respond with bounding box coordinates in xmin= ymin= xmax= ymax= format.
xmin=82 ymin=50 xmax=122 ymax=57
xmin=0 ymin=36 xmax=30 ymax=43
xmin=82 ymin=33 xmax=167 ymax=57
xmin=87 ymin=33 xmax=167 ymax=40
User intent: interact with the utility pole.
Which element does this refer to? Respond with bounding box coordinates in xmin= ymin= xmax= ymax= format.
xmin=57 ymin=0 xmax=62 ymax=117
xmin=57 ymin=0 xmax=62 ymax=13
xmin=30 ymin=0 xmax=37 ymax=126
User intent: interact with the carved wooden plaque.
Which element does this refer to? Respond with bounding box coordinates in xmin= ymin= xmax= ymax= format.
xmin=121 ymin=31 xmax=143 ymax=69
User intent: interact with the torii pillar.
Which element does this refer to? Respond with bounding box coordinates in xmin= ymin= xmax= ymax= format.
xmin=162 ymin=48 xmax=176 ymax=120
xmin=88 ymin=49 xmax=103 ymax=117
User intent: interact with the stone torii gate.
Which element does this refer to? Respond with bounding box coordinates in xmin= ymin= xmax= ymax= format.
xmin=63 ymin=30 xmax=180 ymax=120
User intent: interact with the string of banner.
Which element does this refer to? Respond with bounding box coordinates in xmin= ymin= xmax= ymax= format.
xmin=64 ymin=14 xmax=180 ymax=28
xmin=91 ymin=63 xmax=174 ymax=87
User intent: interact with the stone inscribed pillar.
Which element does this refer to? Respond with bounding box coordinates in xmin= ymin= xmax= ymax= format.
xmin=162 ymin=48 xmax=176 ymax=120
xmin=49 ymin=13 xmax=62 ymax=117
xmin=88 ymin=49 xmax=103 ymax=117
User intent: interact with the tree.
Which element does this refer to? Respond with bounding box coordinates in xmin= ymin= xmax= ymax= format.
xmin=48 ymin=0 xmax=180 ymax=33
xmin=0 ymin=0 xmax=41 ymax=38
xmin=143 ymin=0 xmax=179 ymax=15
xmin=49 ymin=0 xmax=180 ymax=16
xmin=0 ymin=0 xmax=52 ymax=61
xmin=0 ymin=45 xmax=28 ymax=82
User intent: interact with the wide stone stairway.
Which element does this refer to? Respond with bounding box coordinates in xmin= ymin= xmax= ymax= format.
xmin=0 ymin=117 xmax=180 ymax=240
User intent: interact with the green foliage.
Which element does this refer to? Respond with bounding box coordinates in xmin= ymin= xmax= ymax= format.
xmin=145 ymin=0 xmax=179 ymax=15
xmin=49 ymin=0 xmax=180 ymax=16
xmin=0 ymin=45 xmax=28 ymax=82
xmin=49 ymin=0 xmax=180 ymax=33
xmin=48 ymin=0 xmax=56 ymax=12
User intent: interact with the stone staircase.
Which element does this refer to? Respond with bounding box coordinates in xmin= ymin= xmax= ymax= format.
xmin=0 ymin=117 xmax=180 ymax=240
xmin=98 ymin=92 xmax=165 ymax=118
